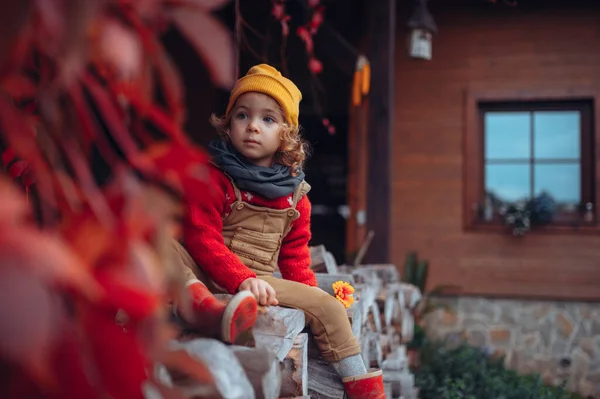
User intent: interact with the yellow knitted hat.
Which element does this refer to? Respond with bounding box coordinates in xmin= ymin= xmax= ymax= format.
xmin=225 ymin=64 xmax=302 ymax=127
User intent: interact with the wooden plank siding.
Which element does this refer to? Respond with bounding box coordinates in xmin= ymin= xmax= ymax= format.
xmin=391 ymin=3 xmax=600 ymax=300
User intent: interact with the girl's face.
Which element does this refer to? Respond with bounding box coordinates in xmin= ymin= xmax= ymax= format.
xmin=228 ymin=92 xmax=284 ymax=167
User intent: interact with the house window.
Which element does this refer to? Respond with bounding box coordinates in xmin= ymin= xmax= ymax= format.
xmin=466 ymin=99 xmax=596 ymax=231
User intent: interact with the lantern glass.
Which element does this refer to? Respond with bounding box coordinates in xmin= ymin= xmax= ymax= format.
xmin=409 ymin=28 xmax=432 ymax=60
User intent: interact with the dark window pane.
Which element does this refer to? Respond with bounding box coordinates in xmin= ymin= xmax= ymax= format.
xmin=485 ymin=164 xmax=531 ymax=202
xmin=534 ymin=163 xmax=581 ymax=204
xmin=533 ymin=111 xmax=580 ymax=160
xmin=485 ymin=112 xmax=531 ymax=160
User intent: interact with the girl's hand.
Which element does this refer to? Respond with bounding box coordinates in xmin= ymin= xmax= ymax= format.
xmin=239 ymin=278 xmax=279 ymax=306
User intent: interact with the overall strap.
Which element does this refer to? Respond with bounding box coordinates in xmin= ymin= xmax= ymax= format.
xmin=291 ymin=181 xmax=311 ymax=209
xmin=211 ymin=162 xmax=242 ymax=201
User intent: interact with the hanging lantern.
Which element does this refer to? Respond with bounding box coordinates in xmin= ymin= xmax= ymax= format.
xmin=407 ymin=0 xmax=437 ymax=60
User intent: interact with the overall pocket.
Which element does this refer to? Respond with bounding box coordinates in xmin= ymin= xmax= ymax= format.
xmin=229 ymin=228 xmax=282 ymax=264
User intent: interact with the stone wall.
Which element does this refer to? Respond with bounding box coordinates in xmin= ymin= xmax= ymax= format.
xmin=425 ymin=297 xmax=600 ymax=398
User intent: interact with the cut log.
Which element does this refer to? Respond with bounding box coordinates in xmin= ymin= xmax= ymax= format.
xmin=345 ymin=301 xmax=363 ymax=340
xmin=169 ymin=339 xmax=255 ymax=399
xmin=383 ymin=370 xmax=416 ymax=399
xmin=368 ymin=332 xmax=383 ymax=368
xmin=309 ymin=245 xmax=338 ymax=274
xmin=369 ymin=302 xmax=382 ymax=333
xmin=384 ymin=382 xmax=393 ymax=399
xmin=253 ymin=306 xmax=306 ymax=361
xmin=361 ymin=264 xmax=399 ymax=284
xmin=359 ymin=332 xmax=383 ymax=369
xmin=380 ymin=330 xmax=401 ymax=358
xmin=313 ymin=273 xmax=356 ymax=296
xmin=349 ymin=268 xmax=383 ymax=293
xmin=230 ymin=346 xmax=282 ymax=399
xmin=307 ymin=358 xmax=345 ymax=399
xmin=383 ymin=284 xmax=402 ymax=327
xmin=382 ymin=346 xmax=409 ymax=372
xmin=280 ymin=333 xmax=309 ymax=397
xmin=354 ymin=284 xmax=376 ymax=317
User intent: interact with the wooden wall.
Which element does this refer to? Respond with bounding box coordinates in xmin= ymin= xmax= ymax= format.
xmin=392 ymin=2 xmax=600 ymax=300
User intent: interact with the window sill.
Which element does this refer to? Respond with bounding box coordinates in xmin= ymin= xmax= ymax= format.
xmin=464 ymin=222 xmax=600 ymax=235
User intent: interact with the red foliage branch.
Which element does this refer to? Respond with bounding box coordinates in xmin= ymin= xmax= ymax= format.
xmin=0 ymin=1 xmax=235 ymax=397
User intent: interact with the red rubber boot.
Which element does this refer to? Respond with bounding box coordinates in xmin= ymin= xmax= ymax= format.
xmin=178 ymin=280 xmax=258 ymax=344
xmin=342 ymin=369 xmax=387 ymax=399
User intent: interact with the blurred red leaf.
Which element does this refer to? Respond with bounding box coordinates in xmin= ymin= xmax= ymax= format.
xmin=81 ymin=72 xmax=148 ymax=167
xmin=153 ymin=45 xmax=186 ymax=125
xmin=96 ymin=17 xmax=143 ymax=81
xmin=308 ymin=57 xmax=323 ymax=74
xmin=272 ymin=2 xmax=285 ymax=20
xmin=8 ymin=160 xmax=29 ymax=179
xmin=0 ymin=266 xmax=63 ymax=387
xmin=112 ymin=83 xmax=185 ymax=142
xmin=45 ymin=325 xmax=100 ymax=399
xmin=2 ymin=147 xmax=16 ymax=166
xmin=297 ymin=26 xmax=313 ymax=54
xmin=174 ymin=0 xmax=232 ymax=11
xmin=1 ymin=72 xmax=37 ymax=98
xmin=61 ymin=138 xmax=116 ymax=227
xmin=0 ymin=1 xmax=33 ymax=78
xmin=0 ymin=178 xmax=29 ymax=224
xmin=142 ymin=141 xmax=210 ymax=203
xmin=80 ymin=305 xmax=149 ymax=399
xmin=94 ymin=268 xmax=161 ymax=321
xmin=0 ymin=96 xmax=58 ymax=214
xmin=0 ymin=227 xmax=102 ymax=299
xmin=170 ymin=8 xmax=234 ymax=89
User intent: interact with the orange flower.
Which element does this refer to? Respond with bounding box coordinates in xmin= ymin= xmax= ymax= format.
xmin=332 ymin=280 xmax=355 ymax=309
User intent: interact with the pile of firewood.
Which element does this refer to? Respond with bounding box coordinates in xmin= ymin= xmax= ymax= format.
xmin=154 ymin=245 xmax=422 ymax=399
xmin=310 ymin=246 xmax=422 ymax=399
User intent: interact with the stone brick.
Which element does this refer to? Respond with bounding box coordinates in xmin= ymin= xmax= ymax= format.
xmin=480 ymin=302 xmax=500 ymax=322
xmin=457 ymin=297 xmax=479 ymax=314
xmin=539 ymin=318 xmax=554 ymax=348
xmin=579 ymin=305 xmax=594 ymax=320
xmin=520 ymin=332 xmax=542 ymax=352
xmin=579 ymin=379 xmax=594 ymax=397
xmin=533 ymin=304 xmax=551 ymax=320
xmin=572 ymin=348 xmax=591 ymax=380
xmin=492 ymin=348 xmax=506 ymax=360
xmin=441 ymin=310 xmax=458 ymax=327
xmin=489 ymin=327 xmax=511 ymax=345
xmin=551 ymin=339 xmax=569 ymax=358
xmin=504 ymin=350 xmax=517 ymax=370
xmin=556 ymin=312 xmax=574 ymax=339
xmin=533 ymin=353 xmax=552 ymax=373
xmin=500 ymin=304 xmax=518 ymax=324
xmin=579 ymin=337 xmax=596 ymax=358
xmin=591 ymin=319 xmax=600 ymax=337
xmin=462 ymin=315 xmax=487 ymax=330
xmin=466 ymin=329 xmax=487 ymax=348
xmin=542 ymin=370 xmax=554 ymax=385
xmin=515 ymin=352 xmax=537 ymax=375
xmin=517 ymin=312 xmax=537 ymax=333
xmin=588 ymin=371 xmax=600 ymax=384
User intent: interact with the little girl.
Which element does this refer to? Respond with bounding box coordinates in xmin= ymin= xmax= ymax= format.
xmin=178 ymin=64 xmax=385 ymax=398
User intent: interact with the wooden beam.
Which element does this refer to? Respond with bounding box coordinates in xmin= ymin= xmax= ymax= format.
xmin=365 ymin=0 xmax=396 ymax=263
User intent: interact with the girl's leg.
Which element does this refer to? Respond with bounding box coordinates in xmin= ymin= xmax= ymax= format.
xmin=259 ymin=276 xmax=386 ymax=398
xmin=169 ymin=239 xmax=258 ymax=344
xmin=260 ymin=275 xmax=360 ymax=362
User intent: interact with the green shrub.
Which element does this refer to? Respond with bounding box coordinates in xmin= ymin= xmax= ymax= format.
xmin=415 ymin=340 xmax=585 ymax=399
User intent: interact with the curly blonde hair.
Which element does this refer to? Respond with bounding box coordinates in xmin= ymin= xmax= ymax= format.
xmin=209 ymin=113 xmax=309 ymax=176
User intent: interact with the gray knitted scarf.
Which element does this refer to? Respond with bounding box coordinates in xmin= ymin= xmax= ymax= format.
xmin=208 ymin=139 xmax=304 ymax=199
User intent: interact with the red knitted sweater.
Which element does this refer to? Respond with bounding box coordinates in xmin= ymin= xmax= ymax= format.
xmin=183 ymin=164 xmax=317 ymax=294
